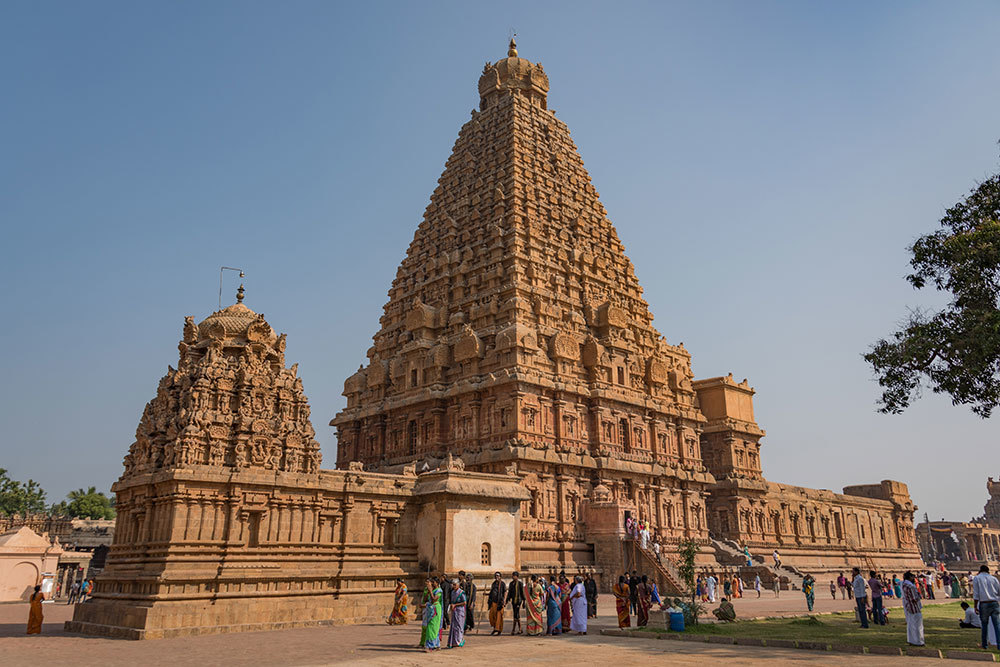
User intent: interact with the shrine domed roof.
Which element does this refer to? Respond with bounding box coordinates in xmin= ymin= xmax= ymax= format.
xmin=196 ymin=285 xmax=276 ymax=344
xmin=478 ymin=39 xmax=549 ymax=103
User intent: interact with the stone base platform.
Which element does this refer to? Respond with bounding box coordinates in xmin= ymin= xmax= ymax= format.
xmin=65 ymin=592 xmax=393 ymax=640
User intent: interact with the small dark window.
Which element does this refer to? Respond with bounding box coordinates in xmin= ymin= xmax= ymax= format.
xmin=408 ymin=421 xmax=418 ymax=453
xmin=481 ymin=542 xmax=491 ymax=566
xmin=617 ymin=367 xmax=625 ymax=385
xmin=411 ymin=369 xmax=418 ymax=387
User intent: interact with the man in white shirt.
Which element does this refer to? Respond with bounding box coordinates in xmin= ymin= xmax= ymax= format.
xmin=852 ymin=567 xmax=870 ymax=628
xmin=652 ymin=540 xmax=661 ymax=563
xmin=960 ymin=601 xmax=982 ymax=628
xmin=706 ymin=574 xmax=717 ymax=603
xmin=973 ymin=565 xmax=1000 ymax=650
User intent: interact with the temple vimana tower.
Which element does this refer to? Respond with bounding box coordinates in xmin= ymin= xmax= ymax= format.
xmin=69 ymin=41 xmax=922 ymax=639
xmin=331 ymin=40 xmax=922 ymax=571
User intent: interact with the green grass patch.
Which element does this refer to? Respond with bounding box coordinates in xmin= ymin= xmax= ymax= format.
xmin=640 ymin=602 xmax=993 ymax=652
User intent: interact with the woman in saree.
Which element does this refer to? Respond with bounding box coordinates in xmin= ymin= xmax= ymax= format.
xmin=613 ymin=575 xmax=631 ymax=628
xmin=893 ymin=574 xmax=903 ymax=599
xmin=569 ymin=576 xmax=588 ymax=635
xmin=26 ymin=585 xmax=43 ymax=635
xmin=636 ymin=575 xmax=652 ymax=627
xmin=526 ymin=575 xmax=545 ymax=636
xmin=559 ymin=576 xmax=572 ymax=632
xmin=421 ymin=577 xmax=443 ymax=651
xmin=447 ymin=579 xmax=466 ymax=648
xmin=545 ymin=578 xmax=563 ymax=634
xmin=950 ymin=573 xmax=961 ymax=599
xmin=387 ymin=578 xmax=408 ymax=625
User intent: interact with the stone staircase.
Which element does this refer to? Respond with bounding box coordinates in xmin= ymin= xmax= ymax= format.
xmin=623 ymin=538 xmax=686 ymax=597
xmin=711 ymin=537 xmax=806 ymax=591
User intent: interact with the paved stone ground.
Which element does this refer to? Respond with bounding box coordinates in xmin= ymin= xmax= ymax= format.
xmin=0 ymin=591 xmax=958 ymax=666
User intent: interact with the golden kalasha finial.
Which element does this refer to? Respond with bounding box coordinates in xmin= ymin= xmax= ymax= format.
xmin=508 ymin=38 xmax=517 ymax=58
xmin=237 ymin=284 xmax=245 ymax=304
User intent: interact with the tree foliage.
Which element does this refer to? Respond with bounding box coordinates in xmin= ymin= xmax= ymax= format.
xmin=676 ymin=538 xmax=700 ymax=599
xmin=51 ymin=486 xmax=116 ymax=520
xmin=866 ymin=164 xmax=1000 ymax=417
xmin=0 ymin=469 xmax=48 ymax=516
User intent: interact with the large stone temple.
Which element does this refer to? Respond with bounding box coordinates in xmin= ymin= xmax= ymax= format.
xmin=68 ymin=41 xmax=923 ymax=639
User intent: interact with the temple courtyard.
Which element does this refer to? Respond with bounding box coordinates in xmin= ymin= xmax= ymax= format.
xmin=1 ymin=594 xmax=981 ymax=665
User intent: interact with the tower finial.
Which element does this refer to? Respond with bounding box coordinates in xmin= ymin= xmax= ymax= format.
xmin=236 ymin=283 xmax=244 ymax=304
xmin=508 ymin=37 xmax=517 ymax=58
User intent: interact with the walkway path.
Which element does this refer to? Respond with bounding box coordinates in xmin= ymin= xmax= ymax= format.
xmin=0 ymin=592 xmax=959 ymax=666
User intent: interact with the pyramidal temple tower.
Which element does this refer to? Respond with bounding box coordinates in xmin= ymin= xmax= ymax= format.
xmin=333 ymin=40 xmax=719 ymax=563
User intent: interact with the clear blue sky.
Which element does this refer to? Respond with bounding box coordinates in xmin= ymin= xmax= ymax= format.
xmin=2 ymin=1 xmax=998 ymax=522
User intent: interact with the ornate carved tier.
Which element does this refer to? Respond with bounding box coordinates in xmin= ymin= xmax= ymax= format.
xmin=122 ymin=288 xmax=321 ymax=479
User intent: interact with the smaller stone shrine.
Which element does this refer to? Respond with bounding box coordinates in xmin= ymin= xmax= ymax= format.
xmin=67 ymin=290 xmax=528 ymax=639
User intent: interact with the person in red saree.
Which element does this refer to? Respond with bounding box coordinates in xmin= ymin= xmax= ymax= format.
xmin=613 ymin=575 xmax=631 ymax=628
xmin=559 ymin=575 xmax=572 ymax=632
xmin=525 ymin=574 xmax=545 ymax=636
xmin=387 ymin=578 xmax=408 ymax=625
xmin=636 ymin=575 xmax=652 ymax=627
xmin=26 ymin=585 xmax=44 ymax=635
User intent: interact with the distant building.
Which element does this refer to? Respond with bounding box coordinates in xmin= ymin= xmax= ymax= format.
xmin=917 ymin=478 xmax=1000 ymax=565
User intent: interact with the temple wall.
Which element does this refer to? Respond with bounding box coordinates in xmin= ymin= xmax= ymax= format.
xmin=67 ymin=466 xmax=526 ymax=639
xmin=707 ymin=479 xmax=923 ymax=574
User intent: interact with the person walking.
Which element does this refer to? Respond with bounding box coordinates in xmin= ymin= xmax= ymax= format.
xmin=629 ymin=571 xmax=640 ymax=614
xmin=773 ymin=549 xmax=781 ymax=570
xmin=829 ymin=579 xmax=837 ymax=600
xmin=26 ymin=585 xmax=44 ymax=634
xmin=506 ymin=572 xmax=524 ymax=635
xmin=837 ymin=572 xmax=848 ymax=599
xmin=852 ymin=567 xmax=870 ymax=628
xmin=754 ymin=574 xmax=761 ymax=598
xmin=802 ymin=574 xmax=816 ymax=612
xmin=901 ymin=571 xmax=924 ymax=646
xmin=487 ymin=572 xmax=506 ymax=636
xmin=613 ymin=575 xmax=631 ymax=628
xmin=706 ymin=574 xmax=717 ymax=603
xmin=525 ymin=575 xmax=545 ymax=636
xmin=67 ymin=581 xmax=80 ymax=605
xmin=973 ymin=564 xmax=1000 ymax=650
xmin=773 ymin=576 xmax=780 ymax=598
xmin=447 ymin=579 xmax=467 ymax=648
xmin=463 ymin=573 xmax=477 ymax=632
xmin=584 ymin=572 xmax=598 ymax=618
xmin=869 ymin=571 xmax=885 ymax=626
xmin=569 ymin=576 xmax=588 ymax=635
xmin=545 ymin=577 xmax=563 ymax=635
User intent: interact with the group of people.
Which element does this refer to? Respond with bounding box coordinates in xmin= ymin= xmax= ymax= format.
xmin=612 ymin=571 xmax=663 ymax=627
xmin=695 ymin=571 xmax=776 ymax=602
xmin=388 ymin=571 xmax=598 ymax=651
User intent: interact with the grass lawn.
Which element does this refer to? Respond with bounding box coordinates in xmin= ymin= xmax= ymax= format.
xmin=642 ymin=602 xmax=994 ymax=652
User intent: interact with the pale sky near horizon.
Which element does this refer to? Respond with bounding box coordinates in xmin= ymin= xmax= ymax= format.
xmin=1 ymin=1 xmax=998 ymax=523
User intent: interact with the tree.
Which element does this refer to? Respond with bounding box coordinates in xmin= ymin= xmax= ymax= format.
xmin=57 ymin=486 xmax=116 ymax=520
xmin=865 ymin=163 xmax=1000 ymax=417
xmin=676 ymin=538 xmax=700 ymax=599
xmin=0 ymin=469 xmax=48 ymax=516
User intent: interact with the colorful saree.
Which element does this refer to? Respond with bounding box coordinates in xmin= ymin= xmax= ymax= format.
xmin=387 ymin=583 xmax=408 ymax=625
xmin=546 ymin=583 xmax=562 ymax=634
xmin=526 ymin=582 xmax=545 ymax=635
xmin=560 ymin=582 xmax=572 ymax=631
xmin=26 ymin=592 xmax=43 ymax=635
xmin=613 ymin=582 xmax=630 ymax=628
xmin=637 ymin=583 xmax=650 ymax=627
xmin=421 ymin=587 xmax=443 ymax=650
xmin=448 ymin=589 xmax=466 ymax=648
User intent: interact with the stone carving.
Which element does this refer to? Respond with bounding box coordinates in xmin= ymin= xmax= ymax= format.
xmin=329 ymin=41 xmax=922 ymax=573
xmin=123 ymin=292 xmax=321 ymax=480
